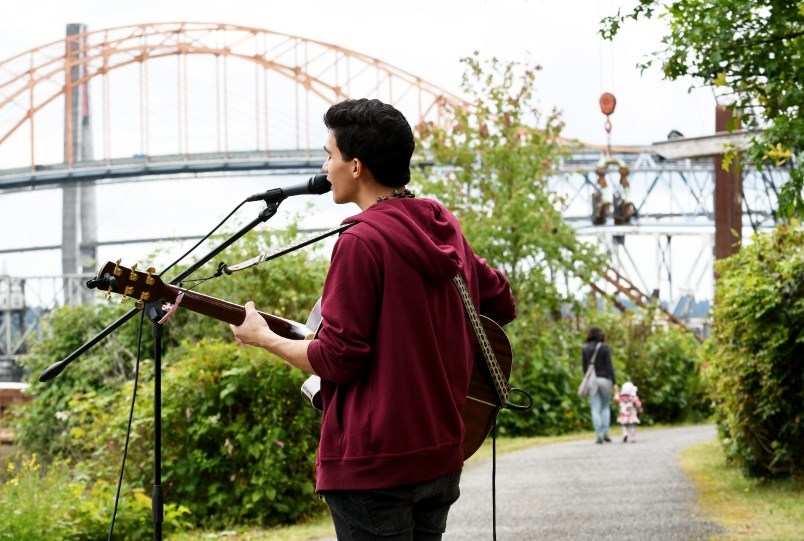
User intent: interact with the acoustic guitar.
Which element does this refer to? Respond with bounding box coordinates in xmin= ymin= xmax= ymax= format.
xmin=88 ymin=260 xmax=514 ymax=460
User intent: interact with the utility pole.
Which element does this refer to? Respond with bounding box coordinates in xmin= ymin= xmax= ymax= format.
xmin=713 ymin=105 xmax=743 ymax=261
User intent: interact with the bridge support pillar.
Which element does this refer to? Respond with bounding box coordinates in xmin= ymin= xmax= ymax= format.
xmin=62 ymin=23 xmax=97 ymax=305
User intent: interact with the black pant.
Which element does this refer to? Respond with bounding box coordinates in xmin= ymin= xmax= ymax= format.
xmin=322 ymin=470 xmax=462 ymax=540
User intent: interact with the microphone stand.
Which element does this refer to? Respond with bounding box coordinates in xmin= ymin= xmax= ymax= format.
xmin=40 ymin=194 xmax=290 ymax=541
xmin=143 ymin=300 xmax=167 ymax=540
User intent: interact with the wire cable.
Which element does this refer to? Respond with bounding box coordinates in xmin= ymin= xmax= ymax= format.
xmin=492 ymin=422 xmax=497 ymax=541
xmin=101 ymin=192 xmax=308 ymax=537
xmin=107 ymin=309 xmax=145 ymax=540
xmin=161 ymin=200 xmax=247 ymax=276
xmin=105 ymin=199 xmax=247 ymax=537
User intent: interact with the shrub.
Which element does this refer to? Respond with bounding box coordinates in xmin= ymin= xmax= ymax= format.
xmin=494 ymin=301 xmax=708 ymax=436
xmin=0 ymin=454 xmax=190 ymax=540
xmin=497 ymin=317 xmax=590 ymax=436
xmin=0 ymin=455 xmax=90 ymax=540
xmin=160 ymin=339 xmax=324 ymax=528
xmin=12 ymin=303 xmax=144 ymax=464
xmin=12 ymin=336 xmax=325 ymax=531
xmin=587 ymin=306 xmax=708 ymax=425
xmin=10 ymin=226 xmax=330 ymax=530
xmin=622 ymin=322 xmax=708 ymax=424
xmin=704 ymin=223 xmax=804 ymax=478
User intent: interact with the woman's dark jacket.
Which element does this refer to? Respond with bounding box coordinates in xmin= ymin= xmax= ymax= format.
xmin=581 ymin=341 xmax=616 ymax=384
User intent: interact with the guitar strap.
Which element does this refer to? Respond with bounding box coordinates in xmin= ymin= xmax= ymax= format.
xmin=452 ymin=274 xmax=511 ymax=406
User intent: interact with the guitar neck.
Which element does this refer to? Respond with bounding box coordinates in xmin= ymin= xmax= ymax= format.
xmin=165 ymin=284 xmax=313 ymax=340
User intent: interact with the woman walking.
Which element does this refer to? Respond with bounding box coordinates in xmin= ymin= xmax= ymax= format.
xmin=581 ymin=327 xmax=618 ymax=444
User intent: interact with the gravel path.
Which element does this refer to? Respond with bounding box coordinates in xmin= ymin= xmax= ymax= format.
xmin=314 ymin=424 xmax=722 ymax=540
xmin=443 ymin=424 xmax=721 ymax=541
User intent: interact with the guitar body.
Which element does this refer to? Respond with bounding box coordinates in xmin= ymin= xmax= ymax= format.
xmin=302 ymin=308 xmax=512 ymax=460
xmin=461 ymin=315 xmax=512 ymax=459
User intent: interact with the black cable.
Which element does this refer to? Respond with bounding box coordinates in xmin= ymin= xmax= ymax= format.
xmin=489 ymin=393 xmax=532 ymax=540
xmin=107 ymin=309 xmax=145 ymax=540
xmin=101 ymin=195 xmax=295 ymax=537
xmin=492 ymin=421 xmax=497 ymax=541
xmin=504 ymin=387 xmax=534 ymax=412
xmin=161 ymin=201 xmax=247 ymax=276
xmin=104 ymin=200 xmax=244 ymax=537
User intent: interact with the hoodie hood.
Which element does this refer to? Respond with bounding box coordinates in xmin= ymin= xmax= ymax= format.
xmin=343 ymin=198 xmax=463 ymax=283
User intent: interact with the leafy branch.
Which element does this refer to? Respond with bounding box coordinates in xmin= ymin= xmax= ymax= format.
xmin=601 ymin=0 xmax=804 ymax=218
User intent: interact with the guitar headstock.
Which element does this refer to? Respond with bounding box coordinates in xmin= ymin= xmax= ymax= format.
xmin=87 ymin=260 xmax=174 ymax=308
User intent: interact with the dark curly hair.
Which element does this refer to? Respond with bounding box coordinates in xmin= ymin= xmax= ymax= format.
xmin=323 ymin=99 xmax=415 ymax=187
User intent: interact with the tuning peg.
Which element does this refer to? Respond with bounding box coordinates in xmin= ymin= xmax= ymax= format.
xmin=121 ymin=285 xmax=135 ymax=303
xmin=134 ymin=291 xmax=151 ymax=310
xmin=105 ymin=284 xmax=113 ymax=301
xmin=146 ymin=266 xmax=156 ymax=285
xmin=113 ymin=258 xmax=123 ymax=277
xmin=129 ymin=263 xmax=139 ymax=282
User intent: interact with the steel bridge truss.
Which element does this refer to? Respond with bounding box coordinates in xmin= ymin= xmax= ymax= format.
xmin=551 ymin=150 xmax=784 ymax=312
xmin=0 ymin=22 xmax=467 ymax=171
xmin=0 ymin=274 xmax=96 ymax=372
xmin=0 ymin=150 xmax=789 ymax=373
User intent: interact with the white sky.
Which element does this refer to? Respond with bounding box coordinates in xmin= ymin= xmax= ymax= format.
xmin=0 ymin=0 xmax=717 ymax=146
xmin=0 ymin=0 xmax=720 ymax=302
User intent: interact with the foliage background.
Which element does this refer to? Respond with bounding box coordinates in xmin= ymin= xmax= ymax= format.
xmin=3 ymin=227 xmax=330 ymax=534
xmin=413 ymin=54 xmax=707 ymax=436
xmin=704 ymin=223 xmax=803 ymax=478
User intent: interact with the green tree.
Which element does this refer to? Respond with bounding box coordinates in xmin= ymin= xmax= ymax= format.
xmin=601 ymin=0 xmax=804 ymax=218
xmin=413 ymin=54 xmax=606 ymax=434
xmin=414 ymin=53 xmax=603 ymax=314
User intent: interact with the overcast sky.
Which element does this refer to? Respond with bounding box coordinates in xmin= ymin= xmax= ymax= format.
xmin=0 ymin=0 xmax=719 ymax=300
xmin=1 ymin=0 xmax=717 ymax=146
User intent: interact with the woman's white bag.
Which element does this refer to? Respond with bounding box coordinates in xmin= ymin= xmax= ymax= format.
xmin=577 ymin=342 xmax=602 ymax=397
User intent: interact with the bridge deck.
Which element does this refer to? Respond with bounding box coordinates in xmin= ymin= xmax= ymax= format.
xmin=0 ymin=150 xmax=327 ymax=192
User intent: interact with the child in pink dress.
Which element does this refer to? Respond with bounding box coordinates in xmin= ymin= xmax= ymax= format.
xmin=615 ymin=381 xmax=643 ymax=442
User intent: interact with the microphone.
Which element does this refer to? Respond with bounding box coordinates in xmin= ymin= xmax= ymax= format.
xmin=246 ymin=174 xmax=331 ymax=203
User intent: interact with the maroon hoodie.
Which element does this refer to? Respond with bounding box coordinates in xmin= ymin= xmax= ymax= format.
xmin=307 ymin=197 xmax=516 ymax=491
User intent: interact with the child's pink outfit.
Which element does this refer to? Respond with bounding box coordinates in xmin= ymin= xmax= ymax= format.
xmin=615 ymin=381 xmax=642 ymax=442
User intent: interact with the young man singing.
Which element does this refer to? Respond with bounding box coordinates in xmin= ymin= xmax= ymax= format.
xmin=231 ymin=98 xmax=516 ymax=540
